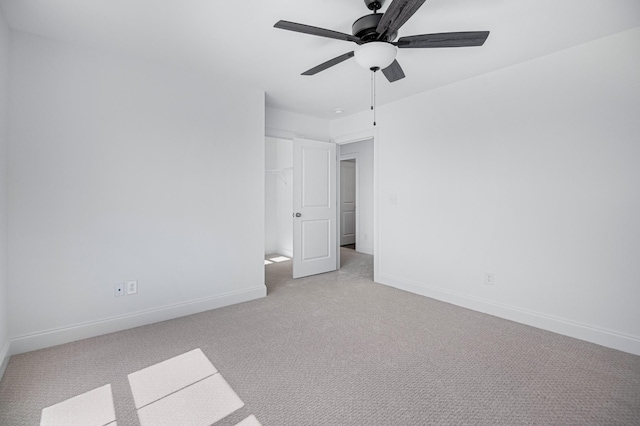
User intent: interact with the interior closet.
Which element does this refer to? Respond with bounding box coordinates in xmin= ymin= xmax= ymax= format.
xmin=265 ymin=137 xmax=293 ymax=257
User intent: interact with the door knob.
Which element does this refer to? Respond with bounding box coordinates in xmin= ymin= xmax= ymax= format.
xmin=295 ymin=212 xmax=302 ymax=217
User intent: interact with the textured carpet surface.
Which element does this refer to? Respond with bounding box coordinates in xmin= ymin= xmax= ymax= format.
xmin=1 ymin=248 xmax=639 ymax=425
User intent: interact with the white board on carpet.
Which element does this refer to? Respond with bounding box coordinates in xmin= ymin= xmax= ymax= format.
xmin=127 ymin=348 xmax=217 ymax=409
xmin=40 ymin=384 xmax=116 ymax=426
xmin=136 ymin=374 xmax=244 ymax=426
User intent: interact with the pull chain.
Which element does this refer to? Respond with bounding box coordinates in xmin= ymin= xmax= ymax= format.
xmin=370 ymin=70 xmax=374 ymax=126
xmin=370 ymin=68 xmax=378 ymax=126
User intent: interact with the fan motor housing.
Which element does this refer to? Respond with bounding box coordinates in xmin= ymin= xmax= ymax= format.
xmin=352 ymin=13 xmax=396 ymax=42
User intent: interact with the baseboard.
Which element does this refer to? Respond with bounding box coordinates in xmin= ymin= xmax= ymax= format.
xmin=275 ymin=249 xmax=293 ymax=258
xmin=10 ymin=285 xmax=267 ymax=356
xmin=0 ymin=340 xmax=10 ymax=381
xmin=378 ymin=274 xmax=640 ymax=356
xmin=355 ymin=244 xmax=373 ymax=256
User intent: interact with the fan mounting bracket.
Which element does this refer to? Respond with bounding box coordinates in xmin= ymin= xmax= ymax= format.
xmin=364 ymin=0 xmax=386 ymax=12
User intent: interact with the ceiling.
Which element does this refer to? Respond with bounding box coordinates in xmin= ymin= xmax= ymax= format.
xmin=1 ymin=0 xmax=639 ymax=120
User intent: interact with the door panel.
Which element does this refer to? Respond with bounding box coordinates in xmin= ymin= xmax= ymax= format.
xmin=342 ymin=211 xmax=355 ymax=238
xmin=302 ymin=148 xmax=330 ymax=207
xmin=293 ymin=138 xmax=337 ymax=278
xmin=302 ymin=219 xmax=331 ymax=260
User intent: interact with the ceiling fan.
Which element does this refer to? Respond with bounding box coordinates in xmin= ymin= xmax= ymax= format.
xmin=274 ymin=0 xmax=490 ymax=83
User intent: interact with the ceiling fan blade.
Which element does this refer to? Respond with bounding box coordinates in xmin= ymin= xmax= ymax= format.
xmin=376 ymin=0 xmax=426 ymax=40
xmin=397 ymin=31 xmax=490 ymax=48
xmin=302 ymin=51 xmax=355 ymax=76
xmin=275 ymin=20 xmax=361 ymax=44
xmin=382 ymin=60 xmax=405 ymax=82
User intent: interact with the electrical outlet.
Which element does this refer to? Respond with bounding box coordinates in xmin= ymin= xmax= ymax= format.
xmin=126 ymin=280 xmax=138 ymax=295
xmin=485 ymin=272 xmax=494 ymax=286
xmin=114 ymin=283 xmax=124 ymax=297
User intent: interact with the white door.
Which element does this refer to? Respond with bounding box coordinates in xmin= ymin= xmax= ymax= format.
xmin=340 ymin=160 xmax=356 ymax=246
xmin=293 ymin=138 xmax=337 ymax=278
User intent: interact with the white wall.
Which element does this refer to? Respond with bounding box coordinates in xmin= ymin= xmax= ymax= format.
xmin=265 ymin=138 xmax=278 ymax=255
xmin=339 ymin=140 xmax=374 ymax=255
xmin=8 ymin=32 xmax=266 ymax=354
xmin=275 ymin=139 xmax=293 ymax=257
xmin=331 ymin=28 xmax=640 ymax=355
xmin=266 ymin=107 xmax=330 ymax=142
xmin=265 ymin=137 xmax=293 ymax=257
xmin=0 ymin=7 xmax=10 ymax=375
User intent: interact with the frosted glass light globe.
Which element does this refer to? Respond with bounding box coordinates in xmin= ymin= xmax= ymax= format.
xmin=354 ymin=42 xmax=397 ymax=70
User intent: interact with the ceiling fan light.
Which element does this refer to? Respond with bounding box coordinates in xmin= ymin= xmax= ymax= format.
xmin=354 ymin=42 xmax=397 ymax=71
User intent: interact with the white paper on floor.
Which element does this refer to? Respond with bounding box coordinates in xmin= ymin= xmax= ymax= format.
xmin=40 ymin=384 xmax=116 ymax=426
xmin=268 ymin=256 xmax=290 ymax=262
xmin=235 ymin=415 xmax=262 ymax=426
xmin=127 ymin=348 xmax=218 ymax=409
xmin=136 ymin=374 xmax=244 ymax=426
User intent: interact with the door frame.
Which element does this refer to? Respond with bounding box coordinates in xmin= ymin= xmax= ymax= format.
xmin=334 ymin=128 xmax=379 ymax=282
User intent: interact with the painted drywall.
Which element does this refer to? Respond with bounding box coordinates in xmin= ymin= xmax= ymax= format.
xmin=275 ymin=138 xmax=293 ymax=257
xmin=265 ymin=137 xmax=293 ymax=257
xmin=339 ymin=140 xmax=374 ymax=255
xmin=0 ymin=7 xmax=10 ymax=375
xmin=265 ymin=138 xmax=278 ymax=255
xmin=331 ymin=28 xmax=640 ymax=355
xmin=266 ymin=108 xmax=330 ymax=142
xmin=8 ymin=32 xmax=266 ymax=353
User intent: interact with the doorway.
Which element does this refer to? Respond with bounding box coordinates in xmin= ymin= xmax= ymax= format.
xmin=264 ymin=136 xmax=293 ymax=267
xmin=265 ymin=136 xmax=375 ymax=281
xmin=340 ymin=158 xmax=357 ymax=250
xmin=338 ymin=138 xmax=374 ymax=261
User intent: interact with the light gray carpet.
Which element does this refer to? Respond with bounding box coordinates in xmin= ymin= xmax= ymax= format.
xmin=1 ymin=248 xmax=639 ymax=425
